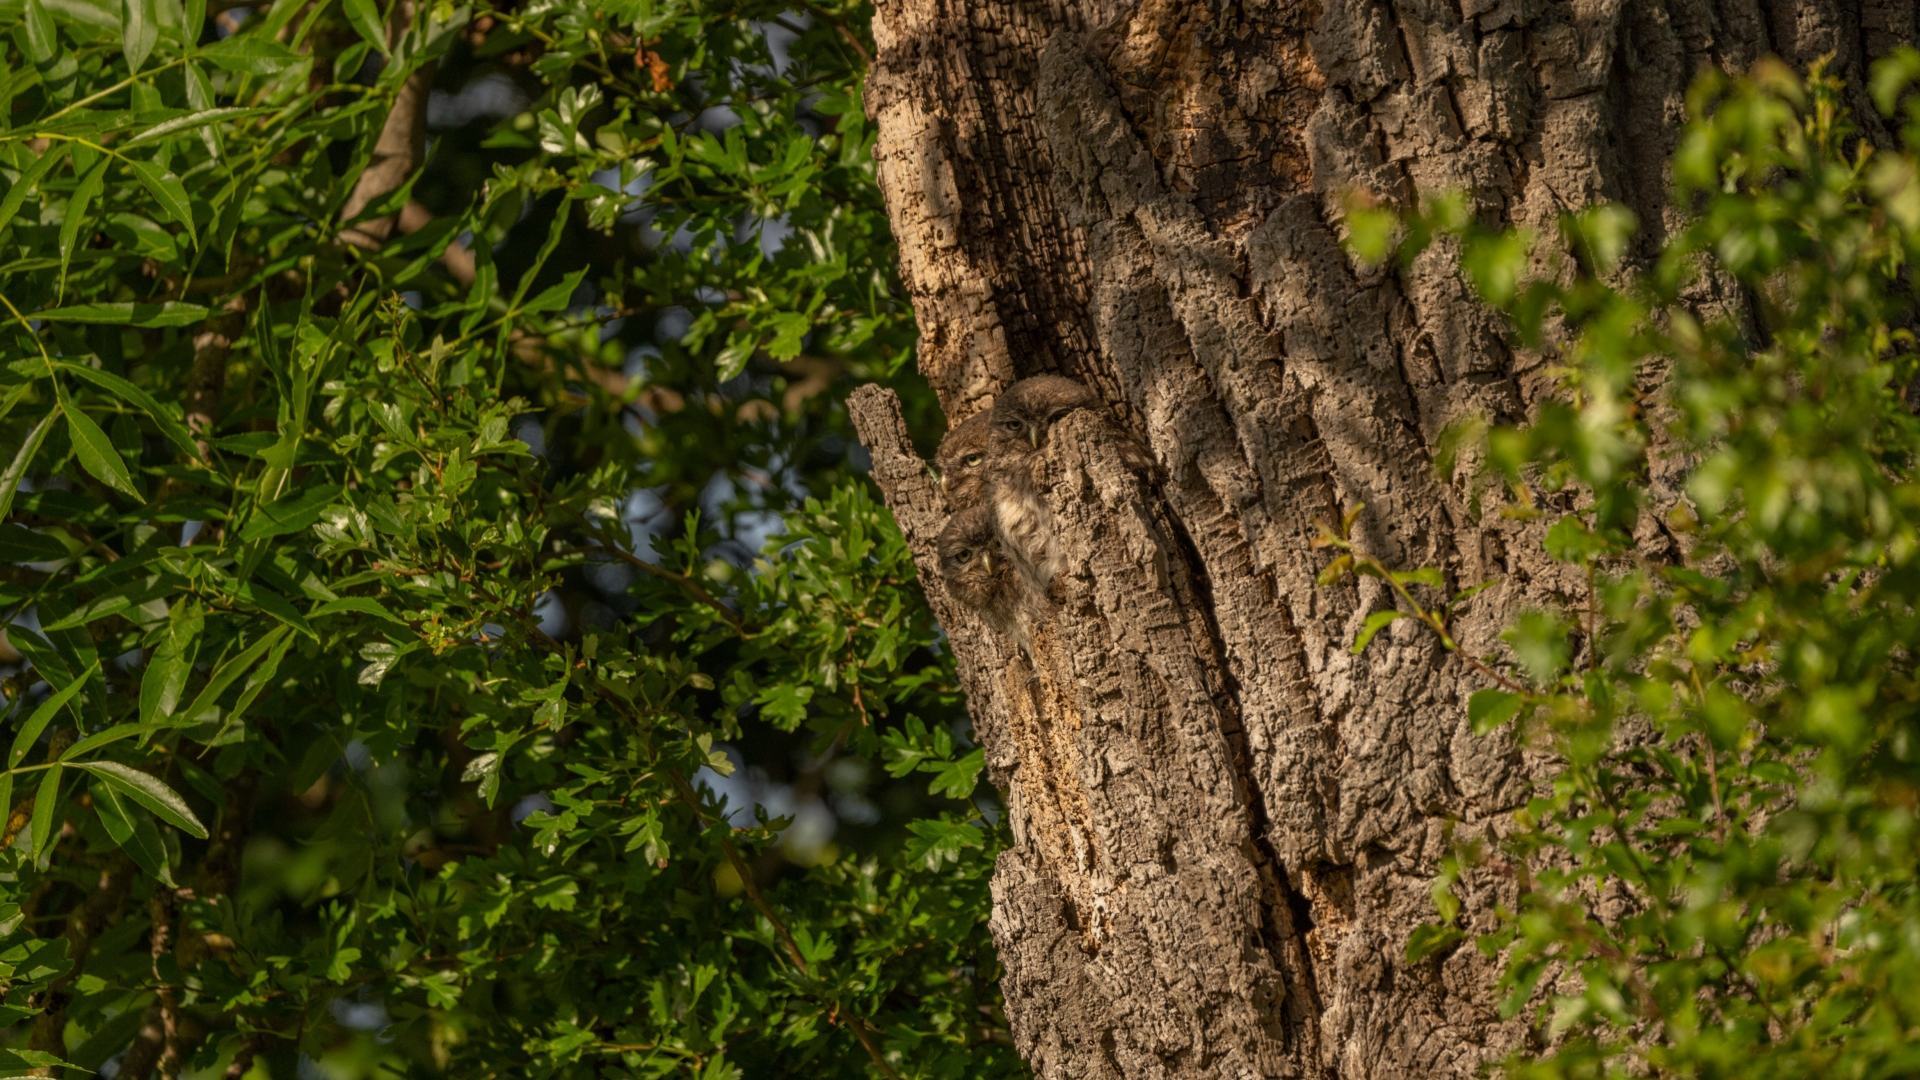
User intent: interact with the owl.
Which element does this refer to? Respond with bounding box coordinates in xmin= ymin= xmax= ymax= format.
xmin=937 ymin=502 xmax=1017 ymax=633
xmin=934 ymin=409 xmax=995 ymax=510
xmin=984 ymin=375 xmax=1125 ymax=597
xmin=987 ymin=376 xmax=1100 ymax=456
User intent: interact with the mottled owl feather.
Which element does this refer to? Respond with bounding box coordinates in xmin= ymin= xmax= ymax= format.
xmin=985 ymin=376 xmax=1153 ymax=599
xmin=937 ymin=501 xmax=1017 ymax=633
xmin=934 ymin=409 xmax=994 ymax=510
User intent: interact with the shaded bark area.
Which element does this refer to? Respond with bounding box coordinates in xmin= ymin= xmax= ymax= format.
xmin=854 ymin=2 xmax=1915 ymax=1076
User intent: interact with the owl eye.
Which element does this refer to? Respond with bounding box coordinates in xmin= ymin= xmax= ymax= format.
xmin=1048 ymin=407 xmax=1072 ymax=422
xmin=962 ymin=453 xmax=983 ymax=467
xmin=954 ymin=548 xmax=974 ymax=565
xmin=999 ymin=418 xmax=1022 ymax=432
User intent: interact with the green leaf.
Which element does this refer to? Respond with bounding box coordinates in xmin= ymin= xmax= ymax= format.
xmin=1405 ymin=923 xmax=1466 ymax=964
xmin=1467 ymin=689 xmax=1524 ymax=735
xmin=8 ymin=662 xmax=97 ymax=768
xmin=65 ymin=405 xmax=140 ymax=499
xmin=72 ymin=761 xmax=208 ymax=838
xmin=92 ymin=778 xmax=172 ymax=883
xmin=4 ymin=1047 xmax=89 ymax=1071
xmin=1344 ymin=203 xmax=1399 ymax=265
xmin=520 ymin=267 xmax=586 ymax=315
xmin=31 ymin=301 xmax=211 ymax=326
xmin=28 ymin=765 xmax=63 ymax=865
xmin=58 ymin=156 xmax=109 ymax=295
xmin=903 ymin=816 xmax=984 ymax=869
xmin=23 ymin=0 xmax=58 ymax=64
xmin=1565 ymin=204 xmax=1637 ymax=275
xmin=715 ymin=336 xmax=754 ymax=381
xmin=219 ymin=626 xmax=293 ymax=734
xmin=198 ymin=33 xmax=302 ymax=75
xmin=138 ymin=608 xmax=199 ymax=727
xmin=236 ymin=581 xmax=315 ymax=640
xmin=56 ymin=360 xmax=201 ymax=460
xmin=1351 ymin=609 xmax=1405 ymax=655
xmin=123 ymin=107 xmax=266 ymax=149
xmin=1462 ymin=228 xmax=1531 ymax=307
xmin=61 ymin=722 xmax=145 ymax=760
xmin=310 ymin=596 xmax=407 ymax=625
xmin=128 ymin=160 xmax=195 ymax=243
xmin=175 ymin=625 xmax=291 ymax=727
xmin=0 ymin=411 xmax=56 ymax=521
xmin=0 ymin=523 xmax=67 ymax=562
xmin=1543 ymin=516 xmax=1607 ymax=564
xmin=1504 ymin=611 xmax=1573 ymax=684
xmin=0 ymin=145 xmax=68 ymax=238
xmin=1389 ymin=567 xmax=1445 ymax=589
xmin=1316 ymin=554 xmax=1353 ymax=586
xmin=40 ymin=577 xmax=169 ymax=629
xmin=928 ymin=747 xmax=985 ymax=800
xmin=341 ymin=0 xmax=387 ymax=54
xmin=240 ymin=484 xmax=341 ymax=541
xmin=122 ymin=0 xmax=158 ymax=71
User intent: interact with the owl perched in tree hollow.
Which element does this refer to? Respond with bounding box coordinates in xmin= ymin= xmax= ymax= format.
xmin=934 ymin=409 xmax=994 ymax=510
xmin=985 ymin=375 xmax=1146 ymax=597
xmin=937 ymin=501 xmax=1016 ymax=633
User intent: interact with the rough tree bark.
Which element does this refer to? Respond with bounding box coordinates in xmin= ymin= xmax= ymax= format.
xmin=848 ymin=2 xmax=1917 ymax=1077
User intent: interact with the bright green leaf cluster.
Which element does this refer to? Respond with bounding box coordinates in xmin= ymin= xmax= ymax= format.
xmin=1351 ymin=51 xmax=1920 ymax=1078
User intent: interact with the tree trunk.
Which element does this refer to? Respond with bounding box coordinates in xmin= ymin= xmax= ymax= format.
xmin=849 ymin=3 xmax=1917 ymax=1076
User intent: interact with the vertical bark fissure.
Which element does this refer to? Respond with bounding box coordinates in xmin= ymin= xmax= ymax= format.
xmin=1158 ymin=502 xmax=1326 ymax=1032
xmin=1175 ymin=515 xmax=1328 ymax=1037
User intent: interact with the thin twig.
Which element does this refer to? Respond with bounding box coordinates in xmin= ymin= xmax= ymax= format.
xmin=151 ymin=892 xmax=182 ymax=1076
xmin=562 ymin=543 xmax=748 ymax=635
xmin=661 ymin=766 xmax=902 ymax=1078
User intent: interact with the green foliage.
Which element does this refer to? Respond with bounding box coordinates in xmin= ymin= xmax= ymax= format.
xmin=1337 ymin=52 xmax=1920 ymax=1077
xmin=0 ymin=1 xmax=1013 ymax=1076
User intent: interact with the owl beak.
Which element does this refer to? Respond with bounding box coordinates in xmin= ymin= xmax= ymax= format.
xmin=1026 ymin=425 xmax=1040 ymax=450
xmin=939 ymin=472 xmax=949 ymax=493
xmin=979 ymin=550 xmax=994 ymax=575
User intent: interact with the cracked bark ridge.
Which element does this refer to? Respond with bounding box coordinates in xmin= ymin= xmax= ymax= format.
xmin=858 ymin=1 xmax=1915 ymax=1076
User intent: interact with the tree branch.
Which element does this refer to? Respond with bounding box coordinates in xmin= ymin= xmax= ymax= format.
xmin=340 ymin=4 xmax=435 ymax=250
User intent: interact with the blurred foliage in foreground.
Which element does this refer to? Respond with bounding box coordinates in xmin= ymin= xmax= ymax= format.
xmin=1335 ymin=49 xmax=1920 ymax=1079
xmin=0 ymin=0 xmax=1016 ymax=1076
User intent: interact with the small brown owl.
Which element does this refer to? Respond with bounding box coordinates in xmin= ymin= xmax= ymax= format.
xmin=984 ymin=376 xmax=1122 ymax=597
xmin=987 ymin=376 xmax=1100 ymax=455
xmin=934 ymin=409 xmax=994 ymax=510
xmin=937 ymin=501 xmax=1016 ymax=632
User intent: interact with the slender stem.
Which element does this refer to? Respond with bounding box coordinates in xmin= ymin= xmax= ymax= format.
xmin=592 ymin=1040 xmax=700 ymax=1061
xmin=37 ymin=58 xmax=190 ymax=126
xmin=0 ymin=288 xmax=57 ymax=375
xmin=1584 ymin=562 xmax=1599 ymax=672
xmin=1691 ymin=671 xmax=1729 ymax=843
xmin=26 ymin=130 xmax=139 ymax=167
xmin=665 ymin=768 xmax=809 ymax=972
xmin=662 ymin=765 xmax=902 ymax=1078
xmin=560 ymin=542 xmax=748 ymax=636
xmin=1357 ymin=552 xmax=1532 ymax=694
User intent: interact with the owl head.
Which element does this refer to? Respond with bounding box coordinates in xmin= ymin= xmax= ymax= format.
xmin=935 ymin=410 xmax=994 ymax=508
xmin=988 ymin=375 xmax=1099 ymax=456
xmin=937 ymin=502 xmax=1009 ymax=614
